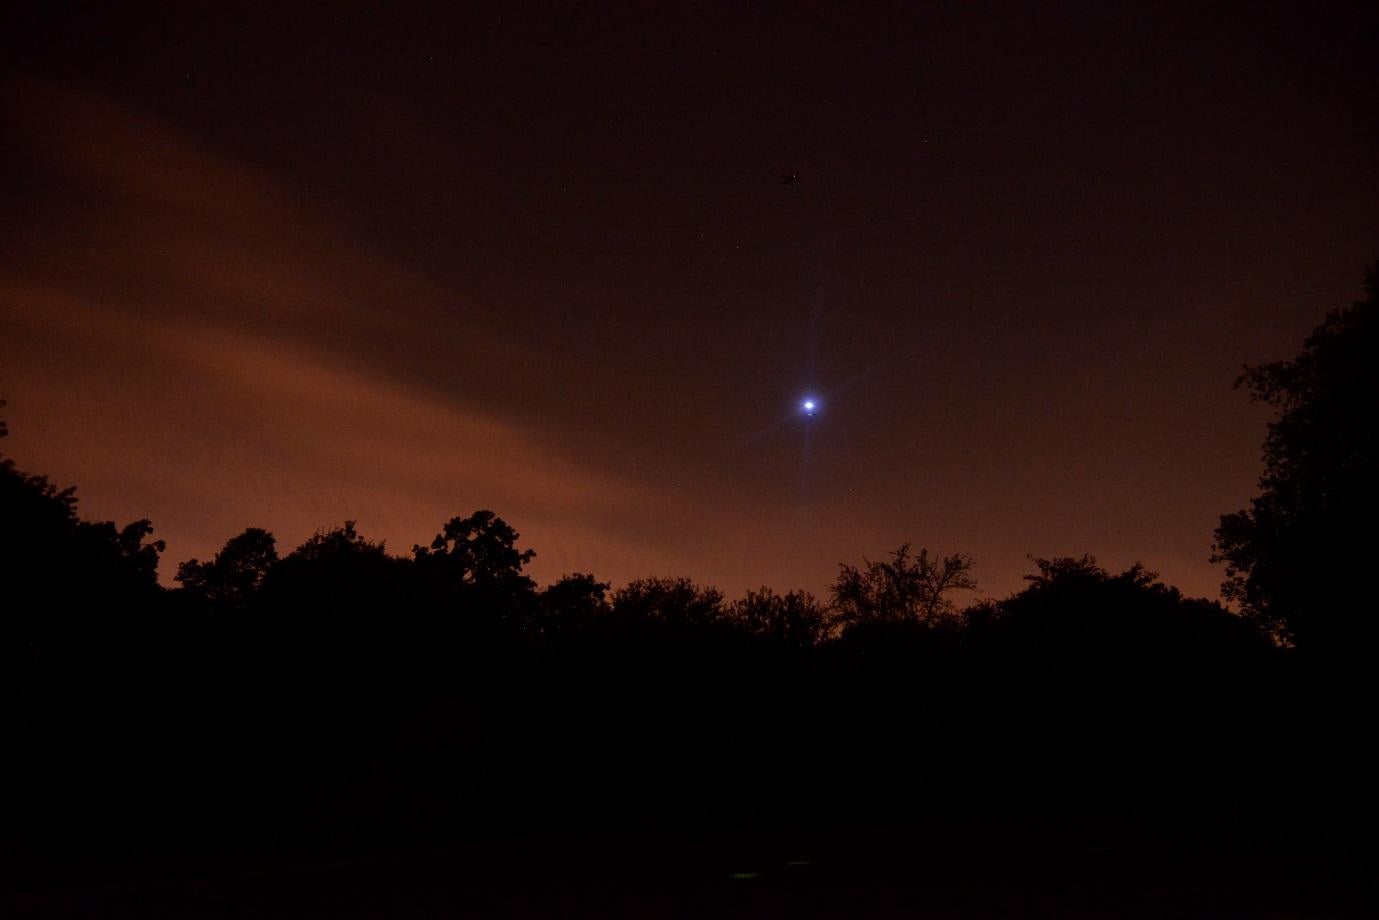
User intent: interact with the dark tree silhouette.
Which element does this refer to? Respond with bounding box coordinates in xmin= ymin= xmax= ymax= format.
xmin=830 ymin=544 xmax=976 ymax=630
xmin=413 ymin=510 xmax=536 ymax=590
xmin=535 ymin=572 xmax=610 ymax=639
xmin=995 ymin=554 xmax=1262 ymax=661
xmin=730 ymin=587 xmax=829 ymax=648
xmin=259 ymin=521 xmax=403 ymax=627
xmin=411 ymin=510 xmax=538 ymax=636
xmin=611 ymin=576 xmax=726 ymax=627
xmin=1213 ymin=264 xmax=1379 ymax=655
xmin=1 ymin=403 xmax=165 ymax=615
xmin=269 ymin=521 xmax=392 ymax=586
xmin=950 ymin=554 xmax=1278 ymax=811
xmin=176 ymin=527 xmax=279 ymax=608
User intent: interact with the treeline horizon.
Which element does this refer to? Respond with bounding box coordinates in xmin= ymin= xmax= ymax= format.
xmin=0 ymin=451 xmax=1289 ymax=838
xmin=1 ymin=265 xmax=1375 ymax=864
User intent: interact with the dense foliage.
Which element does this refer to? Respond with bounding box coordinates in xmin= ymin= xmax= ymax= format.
xmin=1214 ymin=266 xmax=1379 ymax=658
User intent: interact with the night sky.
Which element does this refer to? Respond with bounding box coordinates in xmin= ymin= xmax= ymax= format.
xmin=3 ymin=3 xmax=1377 ymax=600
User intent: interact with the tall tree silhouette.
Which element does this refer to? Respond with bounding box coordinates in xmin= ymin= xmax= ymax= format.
xmin=1 ymin=402 xmax=165 ymax=618
xmin=831 ymin=544 xmax=976 ymax=630
xmin=413 ymin=511 xmax=535 ymax=590
xmin=412 ymin=511 xmax=537 ymax=634
xmin=1213 ymin=264 xmax=1379 ymax=656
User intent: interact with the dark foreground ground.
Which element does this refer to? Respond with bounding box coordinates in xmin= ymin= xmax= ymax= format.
xmin=3 ymin=816 xmax=1374 ymax=918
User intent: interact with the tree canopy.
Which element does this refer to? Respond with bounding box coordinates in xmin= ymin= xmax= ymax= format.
xmin=1214 ymin=264 xmax=1379 ymax=656
xmin=830 ymin=544 xmax=977 ymax=629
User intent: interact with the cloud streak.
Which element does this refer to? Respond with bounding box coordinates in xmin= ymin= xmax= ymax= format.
xmin=0 ymin=79 xmax=739 ymax=586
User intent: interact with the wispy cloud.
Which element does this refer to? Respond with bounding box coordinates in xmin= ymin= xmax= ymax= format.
xmin=0 ymin=78 xmax=727 ymax=585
